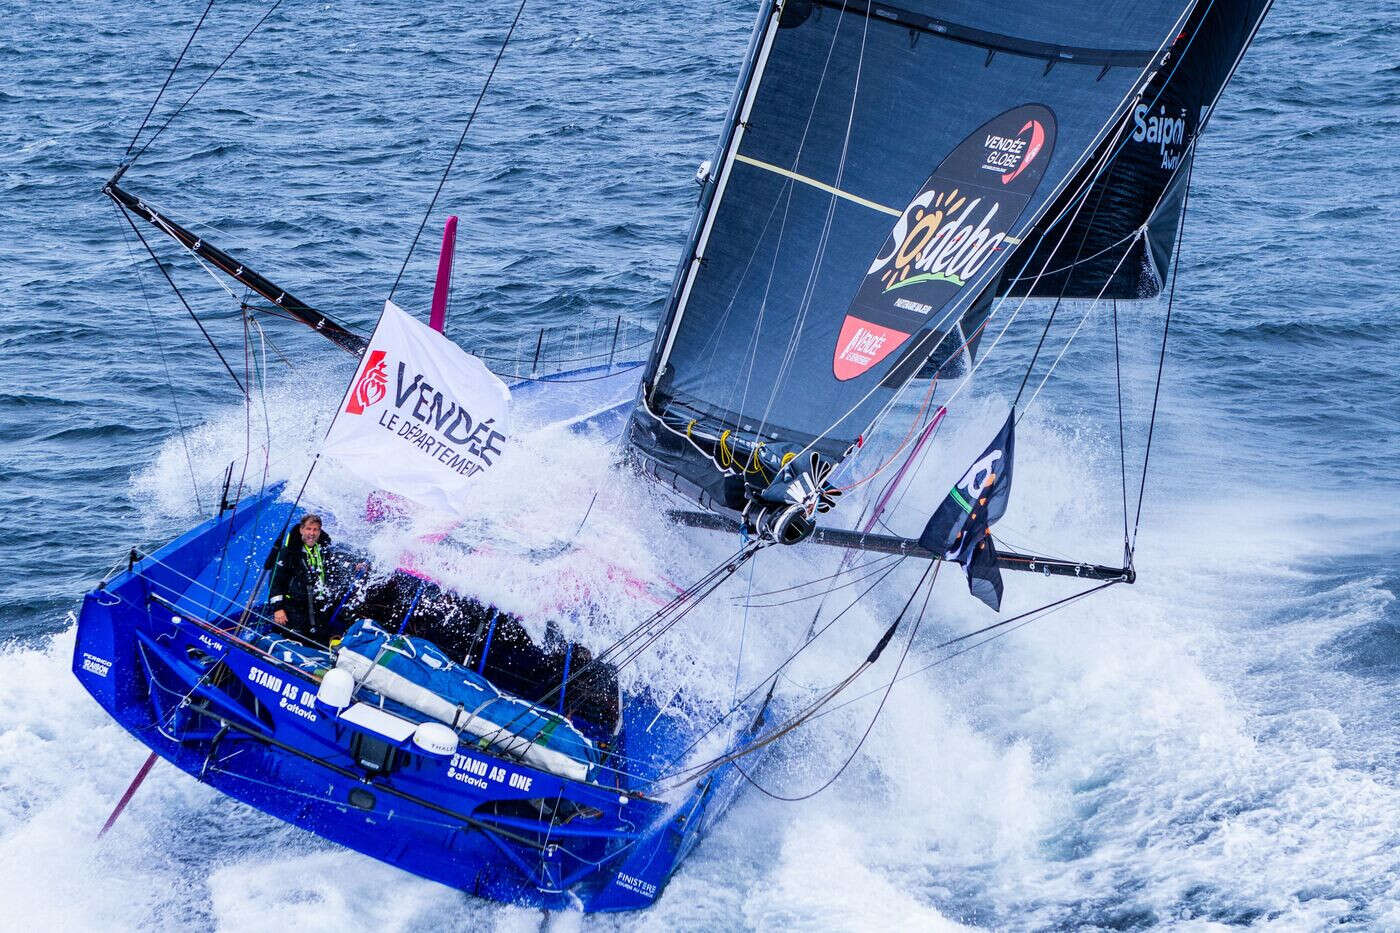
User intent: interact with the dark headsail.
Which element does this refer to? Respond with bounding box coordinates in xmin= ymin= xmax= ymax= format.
xmin=1002 ymin=0 xmax=1276 ymax=299
xmin=629 ymin=0 xmax=1202 ymax=528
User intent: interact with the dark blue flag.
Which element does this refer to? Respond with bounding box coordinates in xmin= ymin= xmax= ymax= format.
xmin=919 ymin=410 xmax=1015 ymax=610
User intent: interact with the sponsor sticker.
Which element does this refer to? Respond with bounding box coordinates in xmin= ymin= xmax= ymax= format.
xmin=81 ymin=652 xmax=111 ymax=678
xmin=324 ymin=302 xmax=511 ymax=517
xmin=1130 ymin=102 xmax=1205 ymax=171
xmin=447 ymin=753 xmax=534 ymax=792
xmin=833 ymin=104 xmax=1057 ymax=380
xmin=614 ymin=871 xmax=658 ymax=900
xmin=345 ymin=349 xmax=388 ymax=415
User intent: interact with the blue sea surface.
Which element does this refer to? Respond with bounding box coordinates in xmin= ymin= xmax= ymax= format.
xmin=1 ymin=0 xmax=1398 ymax=928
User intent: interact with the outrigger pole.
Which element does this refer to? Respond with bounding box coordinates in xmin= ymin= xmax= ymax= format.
xmin=97 ymin=751 xmax=158 ymax=839
xmin=104 ymin=166 xmax=369 ymax=356
xmin=666 ymin=509 xmax=1135 ymax=583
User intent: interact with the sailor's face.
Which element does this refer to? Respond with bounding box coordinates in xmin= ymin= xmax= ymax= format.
xmin=300 ymin=522 xmax=321 ymax=546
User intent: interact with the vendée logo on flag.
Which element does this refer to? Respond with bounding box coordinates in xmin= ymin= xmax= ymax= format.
xmin=345 ymin=349 xmax=388 ymax=415
xmin=324 ymin=301 xmax=511 ymax=517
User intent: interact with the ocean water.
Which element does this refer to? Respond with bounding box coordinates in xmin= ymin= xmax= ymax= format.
xmin=2 ymin=0 xmax=1399 ymax=929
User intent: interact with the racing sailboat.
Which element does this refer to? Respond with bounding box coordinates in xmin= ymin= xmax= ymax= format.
xmin=75 ymin=0 xmax=1273 ymax=912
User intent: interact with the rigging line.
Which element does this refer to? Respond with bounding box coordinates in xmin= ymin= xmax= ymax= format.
xmin=1012 ymin=298 xmax=1063 ymax=408
xmin=754 ymin=0 xmax=873 ymax=439
xmin=938 ymin=114 xmax=1137 ymax=412
xmin=722 ymin=0 xmax=857 ymax=431
xmin=241 ymin=280 xmax=383 ymax=631
xmin=245 ymin=312 xmax=297 ymax=370
xmin=204 ymin=310 xmax=273 ymax=617
xmin=739 ymin=552 xmax=901 ymax=609
xmin=807 ymin=578 xmax=1117 ymax=725
xmin=790 ymin=0 xmax=1217 ymax=464
xmin=788 ymin=103 xmax=1131 ymax=463
xmin=571 ymin=490 xmax=599 ymax=538
xmin=1131 ymin=153 xmax=1195 ymax=557
xmin=657 ymin=555 xmax=907 ymax=776
xmin=116 ymin=203 xmax=246 ymax=394
xmin=1018 ymin=229 xmax=1144 ymax=418
xmin=876 ymin=135 xmax=1131 ymax=524
xmin=503 ymin=362 xmax=644 ymax=385
xmin=735 ymin=546 xmax=757 ymax=704
xmin=733 ymin=551 xmax=894 ymax=601
xmin=1113 ymin=297 xmax=1130 ymax=555
xmin=693 ymin=171 xmax=785 ymax=374
xmin=1005 ymin=225 xmax=1144 ymax=285
xmin=1011 ymin=154 xmax=1115 ymax=411
xmin=931 ymin=578 xmax=1120 ymax=652
xmin=126 ymin=0 xmax=216 ymax=156
xmin=203 ymin=308 xmax=256 ymax=603
xmin=830 ymin=377 xmax=940 ymax=495
xmin=941 ymin=0 xmax=1220 ymax=414
xmin=192 ymin=217 xmax=380 ymax=307
xmin=475 ymin=543 xmax=760 ymax=748
xmin=472 ymin=335 xmax=653 ymax=365
xmin=847 ymin=310 xmax=996 ymax=512
xmin=149 ymin=207 xmax=256 ymax=309
xmin=113 ymin=202 xmax=205 ymax=514
xmin=832 ymin=305 xmax=985 ymax=498
xmin=387 ymin=0 xmax=529 ymax=301
xmin=737 ymin=560 xmax=938 ymax=802
xmin=247 ymin=315 xmax=275 ymax=491
xmin=125 ymin=0 xmax=286 ymax=168
xmin=658 ymin=560 xmax=934 ymax=790
xmin=770 ymin=393 xmax=939 ymax=679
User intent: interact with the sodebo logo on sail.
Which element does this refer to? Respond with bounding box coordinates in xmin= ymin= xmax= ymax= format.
xmin=864 ymin=119 xmax=1045 ymax=296
xmin=866 ymin=189 xmax=1009 ymax=293
xmin=833 ymin=105 xmax=1056 ymax=382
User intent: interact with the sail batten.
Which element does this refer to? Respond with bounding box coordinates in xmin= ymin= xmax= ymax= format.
xmin=807 ymin=0 xmax=1160 ymax=67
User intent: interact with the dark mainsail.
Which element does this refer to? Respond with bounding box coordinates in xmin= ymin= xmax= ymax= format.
xmin=1003 ymin=0 xmax=1275 ymax=299
xmin=630 ymin=0 xmax=1203 ymax=523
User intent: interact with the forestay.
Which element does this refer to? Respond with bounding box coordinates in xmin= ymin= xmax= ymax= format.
xmin=630 ymin=0 xmax=1203 ymax=518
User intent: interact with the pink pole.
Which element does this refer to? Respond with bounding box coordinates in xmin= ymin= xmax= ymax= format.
xmin=863 ymin=405 xmax=946 ymax=533
xmin=428 ymin=215 xmax=458 ymax=334
xmin=97 ymin=751 xmax=158 ymax=838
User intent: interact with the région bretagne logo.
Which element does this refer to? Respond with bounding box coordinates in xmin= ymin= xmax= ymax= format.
xmin=345 ymin=349 xmax=388 ymax=415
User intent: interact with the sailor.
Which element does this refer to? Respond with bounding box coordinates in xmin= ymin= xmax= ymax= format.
xmin=265 ymin=514 xmax=357 ymax=643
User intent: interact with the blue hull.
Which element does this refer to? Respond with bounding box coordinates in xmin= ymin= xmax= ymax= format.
xmin=72 ymin=367 xmax=753 ymax=911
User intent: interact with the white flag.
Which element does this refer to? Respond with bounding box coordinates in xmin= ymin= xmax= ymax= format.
xmin=323 ymin=301 xmax=510 ymax=517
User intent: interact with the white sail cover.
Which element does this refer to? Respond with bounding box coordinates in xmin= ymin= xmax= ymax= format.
xmin=324 ymin=300 xmax=510 ymax=516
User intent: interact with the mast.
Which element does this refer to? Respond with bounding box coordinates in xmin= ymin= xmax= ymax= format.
xmin=105 ymin=175 xmax=368 ymax=356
